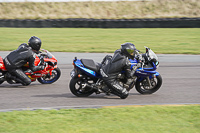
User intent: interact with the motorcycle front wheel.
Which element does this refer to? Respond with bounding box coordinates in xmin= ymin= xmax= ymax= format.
xmin=69 ymin=77 xmax=95 ymax=97
xmin=135 ymin=75 xmax=162 ymax=94
xmin=0 ymin=71 xmax=5 ymax=84
xmin=37 ymin=67 xmax=61 ymax=84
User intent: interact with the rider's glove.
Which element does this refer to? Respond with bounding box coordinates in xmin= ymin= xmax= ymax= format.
xmin=40 ymin=63 xmax=47 ymax=70
xmin=39 ymin=65 xmax=45 ymax=70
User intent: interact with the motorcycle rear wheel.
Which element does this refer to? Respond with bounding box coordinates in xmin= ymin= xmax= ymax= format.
xmin=69 ymin=77 xmax=94 ymax=97
xmin=135 ymin=75 xmax=162 ymax=94
xmin=37 ymin=67 xmax=61 ymax=84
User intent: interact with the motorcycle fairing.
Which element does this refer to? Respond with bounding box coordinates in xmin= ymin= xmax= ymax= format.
xmin=129 ymin=59 xmax=138 ymax=69
xmin=74 ymin=59 xmax=100 ymax=78
xmin=129 ymin=58 xmax=160 ymax=81
xmin=137 ymin=71 xmax=160 ymax=82
xmin=0 ymin=56 xmax=6 ymax=71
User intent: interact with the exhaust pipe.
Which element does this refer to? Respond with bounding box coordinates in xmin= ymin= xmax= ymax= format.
xmin=81 ymin=83 xmax=98 ymax=90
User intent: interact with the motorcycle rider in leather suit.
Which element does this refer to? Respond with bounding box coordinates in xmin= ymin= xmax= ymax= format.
xmin=3 ymin=36 xmax=45 ymax=86
xmin=100 ymin=42 xmax=138 ymax=99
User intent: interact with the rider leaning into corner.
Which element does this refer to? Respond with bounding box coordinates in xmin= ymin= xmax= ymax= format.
xmin=100 ymin=42 xmax=142 ymax=99
xmin=3 ymin=36 xmax=45 ymax=86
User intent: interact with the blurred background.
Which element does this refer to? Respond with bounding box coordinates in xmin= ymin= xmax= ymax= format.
xmin=0 ymin=0 xmax=199 ymax=54
xmin=0 ymin=0 xmax=199 ymax=19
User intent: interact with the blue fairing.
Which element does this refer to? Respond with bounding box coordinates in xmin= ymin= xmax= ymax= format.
xmin=129 ymin=59 xmax=157 ymax=71
xmin=129 ymin=59 xmax=138 ymax=69
xmin=129 ymin=59 xmax=160 ymax=81
xmin=74 ymin=59 xmax=101 ymax=78
xmin=154 ymin=71 xmax=160 ymax=76
xmin=137 ymin=71 xmax=160 ymax=82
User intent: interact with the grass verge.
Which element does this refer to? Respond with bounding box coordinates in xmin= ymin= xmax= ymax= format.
xmin=0 ymin=0 xmax=200 ymax=19
xmin=0 ymin=105 xmax=199 ymax=133
xmin=0 ymin=28 xmax=199 ymax=54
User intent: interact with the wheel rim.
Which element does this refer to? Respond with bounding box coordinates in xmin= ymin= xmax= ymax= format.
xmin=74 ymin=79 xmax=93 ymax=94
xmin=41 ymin=69 xmax=58 ymax=81
xmin=140 ymin=78 xmax=158 ymax=91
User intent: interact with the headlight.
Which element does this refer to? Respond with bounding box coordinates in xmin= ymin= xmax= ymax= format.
xmin=156 ymin=61 xmax=159 ymax=68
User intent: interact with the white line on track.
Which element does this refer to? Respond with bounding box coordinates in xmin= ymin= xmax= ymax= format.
xmin=0 ymin=103 xmax=199 ymax=112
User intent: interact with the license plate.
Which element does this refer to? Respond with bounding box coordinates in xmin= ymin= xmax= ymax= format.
xmin=70 ymin=69 xmax=76 ymax=78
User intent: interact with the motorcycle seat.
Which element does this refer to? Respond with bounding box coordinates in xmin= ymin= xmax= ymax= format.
xmin=81 ymin=59 xmax=101 ymax=72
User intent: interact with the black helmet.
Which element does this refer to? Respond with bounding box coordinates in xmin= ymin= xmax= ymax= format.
xmin=121 ymin=42 xmax=136 ymax=59
xmin=28 ymin=36 xmax=41 ymax=51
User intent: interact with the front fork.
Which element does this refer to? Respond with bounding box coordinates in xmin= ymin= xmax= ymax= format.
xmin=146 ymin=76 xmax=153 ymax=89
xmin=145 ymin=73 xmax=158 ymax=89
xmin=41 ymin=65 xmax=55 ymax=76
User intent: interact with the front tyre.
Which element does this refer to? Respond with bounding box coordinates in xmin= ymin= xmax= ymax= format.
xmin=69 ymin=77 xmax=94 ymax=97
xmin=0 ymin=71 xmax=5 ymax=84
xmin=135 ymin=75 xmax=162 ymax=94
xmin=37 ymin=67 xmax=61 ymax=84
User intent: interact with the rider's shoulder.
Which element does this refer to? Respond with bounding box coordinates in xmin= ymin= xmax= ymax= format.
xmin=17 ymin=43 xmax=33 ymax=53
xmin=18 ymin=43 xmax=29 ymax=48
xmin=114 ymin=49 xmax=121 ymax=54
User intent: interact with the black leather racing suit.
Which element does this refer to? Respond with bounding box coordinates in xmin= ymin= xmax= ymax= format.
xmin=100 ymin=49 xmax=135 ymax=99
xmin=4 ymin=43 xmax=44 ymax=85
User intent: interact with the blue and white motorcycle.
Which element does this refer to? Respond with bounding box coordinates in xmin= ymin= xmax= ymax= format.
xmin=69 ymin=46 xmax=162 ymax=97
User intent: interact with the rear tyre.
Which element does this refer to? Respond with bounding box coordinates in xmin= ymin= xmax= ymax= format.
xmin=37 ymin=67 xmax=61 ymax=84
xmin=69 ymin=77 xmax=94 ymax=97
xmin=135 ymin=75 xmax=162 ymax=94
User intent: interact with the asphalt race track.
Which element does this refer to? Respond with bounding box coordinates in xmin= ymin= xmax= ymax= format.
xmin=0 ymin=52 xmax=200 ymax=112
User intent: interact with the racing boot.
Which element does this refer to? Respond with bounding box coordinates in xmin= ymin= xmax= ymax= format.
xmin=110 ymin=81 xmax=129 ymax=99
xmin=111 ymin=89 xmax=129 ymax=99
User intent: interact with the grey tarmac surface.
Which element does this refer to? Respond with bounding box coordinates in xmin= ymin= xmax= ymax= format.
xmin=0 ymin=52 xmax=200 ymax=112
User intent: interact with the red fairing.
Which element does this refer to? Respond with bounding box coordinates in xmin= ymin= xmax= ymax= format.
xmin=34 ymin=55 xmax=40 ymax=66
xmin=0 ymin=56 xmax=7 ymax=71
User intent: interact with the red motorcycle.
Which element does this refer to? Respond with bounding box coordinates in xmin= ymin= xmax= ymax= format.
xmin=0 ymin=49 xmax=61 ymax=85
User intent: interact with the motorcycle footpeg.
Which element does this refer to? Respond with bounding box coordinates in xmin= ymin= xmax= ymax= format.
xmin=91 ymin=85 xmax=98 ymax=90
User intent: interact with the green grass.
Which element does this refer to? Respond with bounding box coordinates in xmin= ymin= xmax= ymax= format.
xmin=0 ymin=28 xmax=199 ymax=54
xmin=0 ymin=105 xmax=199 ymax=133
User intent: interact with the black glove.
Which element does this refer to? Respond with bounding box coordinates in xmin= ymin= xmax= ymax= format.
xmin=40 ymin=63 xmax=47 ymax=70
xmin=40 ymin=65 xmax=45 ymax=70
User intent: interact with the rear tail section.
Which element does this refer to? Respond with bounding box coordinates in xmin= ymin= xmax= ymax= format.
xmin=73 ymin=58 xmax=101 ymax=78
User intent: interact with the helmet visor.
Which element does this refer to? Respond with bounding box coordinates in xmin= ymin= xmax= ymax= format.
xmin=126 ymin=49 xmax=135 ymax=56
